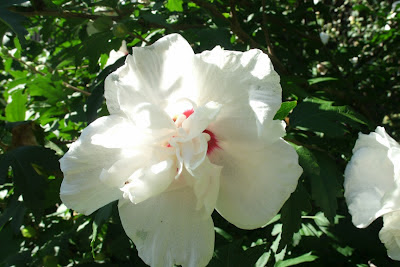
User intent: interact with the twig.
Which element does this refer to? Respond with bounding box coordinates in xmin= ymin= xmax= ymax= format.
xmin=8 ymin=6 xmax=118 ymax=21
xmin=128 ymin=32 xmax=150 ymax=45
xmin=191 ymin=0 xmax=228 ymax=22
xmin=261 ymin=0 xmax=274 ymax=56
xmin=61 ymin=82 xmax=91 ymax=96
xmin=4 ymin=51 xmax=91 ymax=96
xmin=229 ymin=0 xmax=288 ymax=74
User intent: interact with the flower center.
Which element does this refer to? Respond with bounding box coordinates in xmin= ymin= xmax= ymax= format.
xmin=172 ymin=109 xmax=220 ymax=155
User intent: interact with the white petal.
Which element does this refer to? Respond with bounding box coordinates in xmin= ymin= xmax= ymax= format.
xmin=184 ymin=157 xmax=222 ymax=217
xmin=182 ymin=101 xmax=221 ymax=139
xmin=211 ymin=139 xmax=302 ymax=229
xmin=60 ymin=116 xmax=128 ymax=215
xmin=379 ymin=211 xmax=400 ymax=260
xmin=319 ymin=32 xmax=329 ymax=45
xmin=104 ymin=34 xmax=196 ymax=117
xmin=90 ymin=114 xmax=150 ymax=149
xmin=120 ymin=158 xmax=176 ymax=204
xmin=344 ymin=127 xmax=400 ymax=228
xmin=194 ymin=47 xmax=284 ymax=147
xmin=118 ymin=187 xmax=214 ymax=267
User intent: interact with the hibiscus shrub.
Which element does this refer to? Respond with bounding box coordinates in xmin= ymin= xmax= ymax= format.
xmin=0 ymin=0 xmax=399 ymax=266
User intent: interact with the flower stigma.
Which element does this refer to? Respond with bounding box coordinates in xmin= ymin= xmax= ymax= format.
xmin=170 ymin=108 xmax=220 ymax=155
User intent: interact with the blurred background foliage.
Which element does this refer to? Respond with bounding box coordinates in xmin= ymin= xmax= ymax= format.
xmin=0 ymin=0 xmax=399 ymax=266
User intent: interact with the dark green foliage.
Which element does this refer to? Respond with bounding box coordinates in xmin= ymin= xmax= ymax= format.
xmin=0 ymin=0 xmax=399 ymax=266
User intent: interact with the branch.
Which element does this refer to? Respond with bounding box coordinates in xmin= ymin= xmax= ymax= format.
xmin=229 ymin=0 xmax=288 ymax=74
xmin=4 ymin=51 xmax=91 ymax=96
xmin=261 ymin=0 xmax=274 ymax=56
xmin=191 ymin=0 xmax=229 ymax=22
xmin=9 ymin=6 xmax=118 ymax=21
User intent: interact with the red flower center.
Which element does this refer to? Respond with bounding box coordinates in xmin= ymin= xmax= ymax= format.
xmin=173 ymin=109 xmax=220 ymax=155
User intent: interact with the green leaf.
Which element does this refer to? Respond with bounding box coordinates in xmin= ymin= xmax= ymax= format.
xmin=76 ymin=32 xmax=120 ymax=71
xmin=311 ymin=152 xmax=340 ymax=223
xmin=165 ymin=0 xmax=183 ymax=12
xmin=296 ymin=147 xmax=340 ymax=223
xmin=0 ymin=0 xmax=28 ymax=45
xmin=275 ymin=252 xmax=318 ymax=267
xmin=92 ymin=17 xmax=113 ymax=32
xmin=289 ymin=98 xmax=369 ymax=137
xmin=278 ymin=183 xmax=311 ymax=252
xmin=27 ymin=75 xmax=66 ymax=104
xmin=0 ymin=195 xmax=26 ymax=233
xmin=3 ymin=146 xmax=60 ymax=218
xmin=5 ymin=90 xmax=27 ymax=122
xmin=209 ymin=240 xmax=267 ymax=267
xmin=91 ymin=202 xmax=113 ymax=255
xmin=0 ymin=224 xmax=22 ymax=266
xmin=308 ymin=77 xmax=338 ymax=85
xmin=274 ymin=101 xmax=297 ymax=120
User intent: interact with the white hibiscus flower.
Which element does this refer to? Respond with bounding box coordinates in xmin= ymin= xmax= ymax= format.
xmin=60 ymin=34 xmax=302 ymax=267
xmin=344 ymin=126 xmax=400 ymax=260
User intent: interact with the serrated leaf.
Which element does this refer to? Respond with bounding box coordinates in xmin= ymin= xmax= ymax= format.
xmin=27 ymin=75 xmax=67 ymax=104
xmin=274 ymin=101 xmax=297 ymax=120
xmin=310 ymin=152 xmax=340 ymax=223
xmin=295 ymin=146 xmax=339 ymax=222
xmin=165 ymin=0 xmax=183 ymax=12
xmin=295 ymin=145 xmax=320 ymax=178
xmin=278 ymin=183 xmax=311 ymax=252
xmin=290 ymin=97 xmax=369 ymax=137
xmin=5 ymin=90 xmax=27 ymax=122
xmin=275 ymin=252 xmax=318 ymax=267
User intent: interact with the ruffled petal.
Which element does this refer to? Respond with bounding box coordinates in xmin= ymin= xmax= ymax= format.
xmin=118 ymin=187 xmax=214 ymax=267
xmin=120 ymin=158 xmax=176 ymax=204
xmin=194 ymin=47 xmax=284 ymax=148
xmin=104 ymin=34 xmax=197 ymax=118
xmin=184 ymin=157 xmax=222 ymax=217
xmin=212 ymin=139 xmax=302 ymax=229
xmin=90 ymin=114 xmax=152 ymax=149
xmin=379 ymin=211 xmax=400 ymax=260
xmin=344 ymin=127 xmax=400 ymax=228
xmin=60 ymin=116 xmax=129 ymax=215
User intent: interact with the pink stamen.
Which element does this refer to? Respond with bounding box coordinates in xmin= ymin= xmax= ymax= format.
xmin=182 ymin=109 xmax=219 ymax=155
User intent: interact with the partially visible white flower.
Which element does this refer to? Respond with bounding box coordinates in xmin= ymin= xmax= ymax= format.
xmin=319 ymin=32 xmax=329 ymax=45
xmin=313 ymin=0 xmax=321 ymax=5
xmin=60 ymin=34 xmax=302 ymax=267
xmin=350 ymin=56 xmax=358 ymax=64
xmin=387 ymin=1 xmax=400 ymax=20
xmin=344 ymin=126 xmax=400 ymax=260
xmin=105 ymin=40 xmax=129 ymax=67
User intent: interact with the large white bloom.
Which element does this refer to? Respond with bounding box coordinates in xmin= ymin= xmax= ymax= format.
xmin=344 ymin=126 xmax=400 ymax=260
xmin=60 ymin=34 xmax=302 ymax=267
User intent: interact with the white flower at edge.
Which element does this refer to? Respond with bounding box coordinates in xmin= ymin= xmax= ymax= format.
xmin=319 ymin=32 xmax=329 ymax=45
xmin=59 ymin=34 xmax=302 ymax=267
xmin=105 ymin=40 xmax=129 ymax=67
xmin=344 ymin=126 xmax=400 ymax=260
